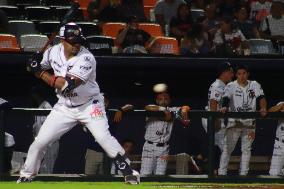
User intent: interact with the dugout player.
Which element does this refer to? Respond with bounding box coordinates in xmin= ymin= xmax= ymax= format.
xmin=202 ymin=62 xmax=233 ymax=174
xmin=268 ymin=102 xmax=284 ymax=176
xmin=140 ymin=91 xmax=190 ymax=175
xmin=17 ymin=22 xmax=139 ymax=184
xmin=218 ymin=64 xmax=267 ymax=176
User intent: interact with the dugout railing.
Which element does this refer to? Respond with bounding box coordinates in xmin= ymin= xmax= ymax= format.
xmin=1 ymin=108 xmax=284 ymax=178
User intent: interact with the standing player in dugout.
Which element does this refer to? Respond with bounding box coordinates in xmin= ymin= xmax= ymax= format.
xmin=218 ymin=64 xmax=267 ymax=176
xmin=17 ymin=22 xmax=139 ymax=184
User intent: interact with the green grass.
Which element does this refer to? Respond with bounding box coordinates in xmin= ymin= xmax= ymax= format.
xmin=1 ymin=182 xmax=284 ymax=189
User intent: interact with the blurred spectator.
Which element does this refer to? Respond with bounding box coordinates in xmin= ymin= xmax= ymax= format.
xmin=87 ymin=0 xmax=122 ymax=22
xmin=233 ymin=6 xmax=260 ymax=39
xmin=120 ymin=0 xmax=146 ymax=22
xmin=250 ymin=0 xmax=272 ymax=25
xmin=31 ymin=87 xmax=58 ymax=174
xmin=180 ymin=23 xmax=210 ymax=55
xmin=218 ymin=0 xmax=241 ymax=19
xmin=140 ymin=91 xmax=190 ymax=176
xmin=191 ymin=0 xmax=208 ymax=9
xmin=202 ymin=3 xmax=219 ymax=41
xmin=87 ymin=0 xmax=145 ymax=22
xmin=111 ymin=139 xmax=135 ymax=175
xmin=169 ymin=3 xmax=193 ymax=41
xmin=0 ymin=9 xmax=9 ymax=33
xmin=116 ymin=16 xmax=154 ymax=54
xmin=260 ymin=0 xmax=284 ymax=42
xmin=154 ymin=0 xmax=186 ymax=32
xmin=213 ymin=16 xmax=249 ymax=55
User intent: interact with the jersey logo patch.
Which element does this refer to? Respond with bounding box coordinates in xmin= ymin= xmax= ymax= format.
xmin=249 ymin=90 xmax=255 ymax=98
xmin=90 ymin=104 xmax=104 ymax=119
xmin=84 ymin=56 xmax=91 ymax=62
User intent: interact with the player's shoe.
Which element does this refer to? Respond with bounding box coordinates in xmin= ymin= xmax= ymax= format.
xmin=16 ymin=177 xmax=33 ymax=183
xmin=124 ymin=170 xmax=140 ymax=185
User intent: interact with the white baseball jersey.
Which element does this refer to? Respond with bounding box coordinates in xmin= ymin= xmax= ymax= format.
xmin=144 ymin=107 xmax=180 ymax=143
xmin=208 ymin=79 xmax=226 ymax=110
xmin=41 ymin=44 xmax=100 ymax=107
xmin=223 ymin=80 xmax=264 ymax=126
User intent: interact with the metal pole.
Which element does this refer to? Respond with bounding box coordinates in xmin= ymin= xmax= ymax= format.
xmin=0 ymin=110 xmax=5 ymax=174
xmin=207 ymin=115 xmax=215 ymax=178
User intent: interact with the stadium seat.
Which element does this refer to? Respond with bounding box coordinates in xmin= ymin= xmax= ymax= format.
xmin=143 ymin=0 xmax=157 ymax=6
xmin=248 ymin=39 xmax=275 ymax=55
xmin=138 ymin=23 xmax=163 ymax=37
xmin=143 ymin=6 xmax=155 ymax=21
xmin=102 ymin=22 xmax=126 ymax=39
xmin=150 ymin=36 xmax=179 ymax=55
xmin=38 ymin=21 xmax=60 ymax=37
xmin=25 ymin=6 xmax=52 ymax=21
xmin=0 ymin=34 xmax=20 ymax=52
xmin=76 ymin=22 xmax=100 ymax=37
xmin=9 ymin=20 xmax=37 ymax=41
xmin=20 ymin=34 xmax=49 ymax=52
xmin=86 ymin=35 xmax=114 ymax=54
xmin=191 ymin=9 xmax=205 ymax=22
xmin=54 ymin=6 xmax=84 ymax=22
xmin=277 ymin=40 xmax=284 ymax=55
xmin=0 ymin=5 xmax=20 ymax=20
xmin=77 ymin=0 xmax=91 ymax=18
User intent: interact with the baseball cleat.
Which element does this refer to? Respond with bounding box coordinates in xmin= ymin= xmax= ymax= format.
xmin=124 ymin=170 xmax=140 ymax=185
xmin=16 ymin=177 xmax=32 ymax=183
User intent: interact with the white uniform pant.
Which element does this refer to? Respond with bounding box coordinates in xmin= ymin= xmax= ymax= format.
xmin=140 ymin=141 xmax=169 ymax=175
xmin=269 ymin=139 xmax=284 ymax=176
xmin=20 ymin=98 xmax=125 ymax=178
xmin=218 ymin=127 xmax=255 ymax=176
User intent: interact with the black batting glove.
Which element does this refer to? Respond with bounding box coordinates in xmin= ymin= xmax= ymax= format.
xmin=26 ymin=52 xmax=43 ymax=73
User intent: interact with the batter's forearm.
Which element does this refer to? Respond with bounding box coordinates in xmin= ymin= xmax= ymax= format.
xmin=209 ymin=99 xmax=218 ymax=111
xmin=145 ymin=105 xmax=166 ymax=111
xmin=38 ymin=71 xmax=66 ymax=91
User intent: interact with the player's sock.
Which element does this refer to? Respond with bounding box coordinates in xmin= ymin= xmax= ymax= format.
xmin=113 ymin=153 xmax=133 ymax=176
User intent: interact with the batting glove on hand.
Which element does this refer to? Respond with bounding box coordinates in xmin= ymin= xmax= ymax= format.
xmin=26 ymin=52 xmax=43 ymax=74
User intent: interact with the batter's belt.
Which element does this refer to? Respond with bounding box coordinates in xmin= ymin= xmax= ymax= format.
xmin=147 ymin=141 xmax=169 ymax=147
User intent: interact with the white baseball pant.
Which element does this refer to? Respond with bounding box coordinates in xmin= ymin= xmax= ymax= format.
xmin=20 ymin=97 xmax=125 ymax=178
xmin=140 ymin=141 xmax=169 ymax=175
xmin=269 ymin=139 xmax=284 ymax=176
xmin=218 ymin=127 xmax=255 ymax=176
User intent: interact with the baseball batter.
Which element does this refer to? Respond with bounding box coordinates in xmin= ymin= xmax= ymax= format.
xmin=268 ymin=102 xmax=284 ymax=176
xmin=140 ymin=91 xmax=190 ymax=175
xmin=218 ymin=64 xmax=267 ymax=176
xmin=202 ymin=62 xmax=233 ymax=172
xmin=17 ymin=23 xmax=139 ymax=184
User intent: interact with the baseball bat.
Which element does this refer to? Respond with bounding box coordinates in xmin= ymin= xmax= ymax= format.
xmin=39 ymin=1 xmax=80 ymax=54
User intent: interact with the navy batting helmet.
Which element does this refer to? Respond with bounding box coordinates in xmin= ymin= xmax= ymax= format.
xmin=59 ymin=22 xmax=85 ymax=45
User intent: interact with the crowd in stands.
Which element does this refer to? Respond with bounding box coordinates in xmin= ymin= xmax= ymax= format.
xmin=0 ymin=0 xmax=283 ymax=55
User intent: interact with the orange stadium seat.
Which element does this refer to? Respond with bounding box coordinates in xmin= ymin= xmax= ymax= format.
xmin=150 ymin=37 xmax=179 ymax=55
xmin=143 ymin=6 xmax=154 ymax=21
xmin=77 ymin=0 xmax=92 ymax=18
xmin=138 ymin=23 xmax=163 ymax=37
xmin=0 ymin=34 xmax=20 ymax=52
xmin=102 ymin=22 xmax=126 ymax=39
xmin=143 ymin=0 xmax=157 ymax=6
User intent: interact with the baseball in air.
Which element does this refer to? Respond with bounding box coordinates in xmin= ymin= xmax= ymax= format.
xmin=153 ymin=83 xmax=168 ymax=93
